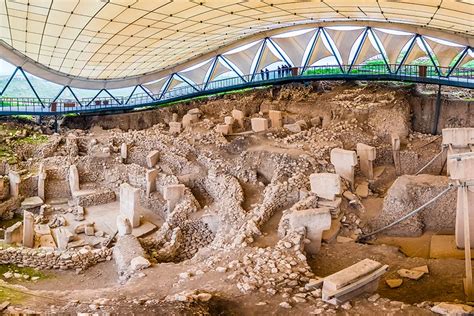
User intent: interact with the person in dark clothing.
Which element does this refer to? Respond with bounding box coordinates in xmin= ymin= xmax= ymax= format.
xmin=277 ymin=66 xmax=281 ymax=78
xmin=265 ymin=68 xmax=270 ymax=80
xmin=282 ymin=64 xmax=287 ymax=76
xmin=260 ymin=69 xmax=265 ymax=80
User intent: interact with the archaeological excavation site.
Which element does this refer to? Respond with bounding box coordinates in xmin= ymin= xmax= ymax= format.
xmin=0 ymin=1 xmax=474 ymax=315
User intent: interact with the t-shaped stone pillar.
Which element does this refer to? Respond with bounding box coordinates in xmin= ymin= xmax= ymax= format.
xmin=330 ymin=148 xmax=358 ymax=189
xmin=8 ymin=170 xmax=21 ymax=198
xmin=268 ymin=110 xmax=283 ymax=128
xmin=22 ymin=210 xmax=35 ymax=248
xmin=120 ymin=183 xmax=141 ymax=228
xmin=356 ymin=143 xmax=376 ymax=180
xmin=146 ymin=150 xmax=159 ymax=169
xmin=38 ymin=163 xmax=46 ymax=201
xmin=163 ymin=184 xmax=185 ymax=212
xmin=120 ymin=143 xmax=127 ymax=163
xmin=391 ymin=134 xmax=401 ymax=175
xmin=288 ymin=208 xmax=331 ymax=254
xmin=231 ymin=109 xmax=244 ymax=128
xmin=251 ymin=118 xmax=269 ymax=132
xmin=309 ymin=173 xmax=341 ymax=201
xmin=68 ymin=165 xmax=80 ymax=195
xmin=146 ymin=169 xmax=158 ymax=197
xmin=449 ymin=152 xmax=474 ymax=249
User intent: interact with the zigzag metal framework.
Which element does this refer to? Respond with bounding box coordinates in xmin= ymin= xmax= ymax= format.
xmin=0 ymin=25 xmax=473 ymax=115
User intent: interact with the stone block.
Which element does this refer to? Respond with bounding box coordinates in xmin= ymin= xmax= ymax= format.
xmin=224 ymin=116 xmax=234 ymax=125
xmin=53 ymin=227 xmax=73 ymax=250
xmin=22 ymin=210 xmax=35 ymax=248
xmin=146 ymin=169 xmax=158 ymax=197
xmin=442 ymin=128 xmax=474 ymax=147
xmin=284 ymin=123 xmax=301 ymax=133
xmin=163 ymin=184 xmax=185 ymax=212
xmin=8 ymin=170 xmax=20 ymax=198
xmin=120 ymin=183 xmax=140 ymax=228
xmin=288 ymin=208 xmax=331 ymax=254
xmin=231 ymin=109 xmax=244 ymax=128
xmin=251 ymin=118 xmax=269 ymax=132
xmin=120 ymin=143 xmax=127 ymax=161
xmin=117 ymin=215 xmax=132 ymax=236
xmin=356 ymin=143 xmax=376 ymax=180
xmin=169 ymin=122 xmax=182 ymax=134
xmin=38 ymin=163 xmax=46 ymax=200
xmin=269 ymin=110 xmax=283 ymax=128
xmin=68 ymin=165 xmax=80 ymax=195
xmin=182 ymin=114 xmax=198 ymax=128
xmin=172 ymin=113 xmax=178 ymax=122
xmin=216 ymin=124 xmax=232 ymax=135
xmin=4 ymin=221 xmax=22 ymax=244
xmin=146 ymin=150 xmax=159 ymax=168
xmin=130 ymin=256 xmax=151 ymax=270
xmin=21 ymin=196 xmax=43 ymax=209
xmin=330 ymin=148 xmax=358 ymax=186
xmin=310 ymin=173 xmax=341 ymax=201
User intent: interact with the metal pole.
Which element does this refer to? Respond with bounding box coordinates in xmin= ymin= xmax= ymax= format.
xmin=125 ymin=85 xmax=139 ymax=105
xmin=67 ymin=86 xmax=82 ymax=106
xmin=432 ymin=84 xmax=442 ymax=135
xmin=159 ymin=76 xmax=173 ymax=100
xmin=203 ymin=57 xmax=219 ymax=90
xmin=369 ymin=28 xmax=391 ymax=74
xmin=321 ymin=28 xmax=344 ymax=73
xmin=220 ymin=56 xmax=247 ymax=82
xmin=447 ymin=47 xmax=469 ymax=77
xmin=302 ymin=28 xmax=320 ymax=72
xmin=462 ymin=183 xmax=473 ymax=300
xmin=268 ymin=38 xmax=293 ymax=67
xmin=420 ymin=36 xmax=441 ymax=77
xmin=348 ymin=27 xmax=369 ymax=73
xmin=138 ymin=84 xmax=155 ymax=101
xmin=0 ymin=67 xmax=20 ymax=96
xmin=19 ymin=67 xmax=45 ymax=108
xmin=396 ymin=35 xmax=418 ymax=74
xmin=175 ymin=73 xmax=200 ymax=92
xmin=251 ymin=39 xmax=267 ymax=82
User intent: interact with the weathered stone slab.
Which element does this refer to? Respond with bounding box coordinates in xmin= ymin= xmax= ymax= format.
xmin=8 ymin=170 xmax=20 ymax=198
xmin=4 ymin=222 xmax=22 ymax=244
xmin=169 ymin=122 xmax=182 ymax=134
xmin=216 ymin=124 xmax=232 ymax=135
xmin=146 ymin=169 xmax=158 ymax=197
xmin=68 ymin=165 xmax=80 ymax=195
xmin=324 ymin=258 xmax=383 ymax=291
xmin=163 ymin=184 xmax=185 ymax=212
xmin=310 ymin=173 xmax=341 ymax=201
xmin=442 ymin=128 xmax=474 ymax=147
xmin=146 ymin=150 xmax=159 ymax=168
xmin=356 ymin=143 xmax=376 ymax=180
xmin=268 ymin=110 xmax=283 ymax=128
xmin=37 ymin=163 xmax=46 ymax=200
xmin=231 ymin=109 xmax=244 ymax=128
xmin=117 ymin=215 xmax=132 ymax=236
xmin=52 ymin=227 xmax=73 ymax=250
xmin=288 ymin=208 xmax=331 ymax=254
xmin=330 ymin=148 xmax=357 ymax=186
xmin=132 ymin=220 xmax=157 ymax=238
xmin=22 ymin=210 xmax=35 ymax=248
xmin=120 ymin=183 xmax=140 ymax=228
xmin=21 ymin=196 xmax=43 ymax=209
xmin=251 ymin=118 xmax=269 ymax=132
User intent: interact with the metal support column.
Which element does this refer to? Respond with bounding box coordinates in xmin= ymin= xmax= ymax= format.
xmin=251 ymin=39 xmax=267 ymax=82
xmin=396 ymin=35 xmax=418 ymax=74
xmin=447 ymin=47 xmax=469 ymax=77
xmin=19 ymin=67 xmax=45 ymax=108
xmin=321 ymin=28 xmax=344 ymax=73
xmin=348 ymin=27 xmax=369 ymax=73
xmin=302 ymin=28 xmax=320 ymax=72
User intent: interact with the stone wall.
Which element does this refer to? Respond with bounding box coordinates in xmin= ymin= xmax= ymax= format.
xmin=0 ymin=246 xmax=112 ymax=271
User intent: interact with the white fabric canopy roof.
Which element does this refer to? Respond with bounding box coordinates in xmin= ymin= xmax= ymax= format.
xmin=0 ymin=0 xmax=472 ymax=89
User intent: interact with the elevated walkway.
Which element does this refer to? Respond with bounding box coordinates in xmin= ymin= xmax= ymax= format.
xmin=1 ymin=64 xmax=473 ymax=116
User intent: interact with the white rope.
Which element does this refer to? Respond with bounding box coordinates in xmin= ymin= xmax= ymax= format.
xmin=359 ymin=184 xmax=454 ymax=240
xmin=414 ymin=147 xmax=446 ymax=175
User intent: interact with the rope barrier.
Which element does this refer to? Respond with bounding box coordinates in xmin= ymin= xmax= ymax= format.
xmin=414 ymin=147 xmax=446 ymax=176
xmin=358 ymin=184 xmax=455 ymax=240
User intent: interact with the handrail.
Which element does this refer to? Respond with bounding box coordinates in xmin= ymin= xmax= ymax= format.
xmin=0 ymin=64 xmax=473 ymax=116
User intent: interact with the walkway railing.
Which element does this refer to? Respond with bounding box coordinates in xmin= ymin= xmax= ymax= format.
xmin=0 ymin=64 xmax=473 ymax=116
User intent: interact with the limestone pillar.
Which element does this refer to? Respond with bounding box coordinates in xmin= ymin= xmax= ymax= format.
xmin=120 ymin=183 xmax=141 ymax=228
xmin=231 ymin=109 xmax=244 ymax=128
xmin=146 ymin=169 xmax=158 ymax=197
xmin=330 ymin=148 xmax=358 ymax=189
xmin=117 ymin=215 xmax=132 ymax=236
xmin=163 ymin=184 xmax=185 ymax=212
xmin=443 ymin=128 xmax=474 ymax=176
xmin=224 ymin=116 xmax=234 ymax=126
xmin=251 ymin=118 xmax=269 ymax=132
xmin=8 ymin=170 xmax=21 ymax=198
xmin=216 ymin=124 xmax=232 ymax=135
xmin=391 ymin=134 xmax=401 ymax=175
xmin=169 ymin=122 xmax=182 ymax=134
xmin=120 ymin=143 xmax=127 ymax=163
xmin=38 ymin=163 xmax=46 ymax=200
xmin=449 ymin=152 xmax=474 ymax=249
xmin=172 ymin=113 xmax=178 ymax=122
xmin=356 ymin=143 xmax=376 ymax=180
xmin=309 ymin=173 xmax=341 ymax=201
xmin=288 ymin=208 xmax=331 ymax=254
xmin=269 ymin=110 xmax=283 ymax=128
xmin=68 ymin=165 xmax=80 ymax=195
xmin=146 ymin=150 xmax=159 ymax=168
xmin=22 ymin=210 xmax=35 ymax=248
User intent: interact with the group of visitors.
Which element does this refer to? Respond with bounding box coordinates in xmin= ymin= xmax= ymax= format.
xmin=259 ymin=64 xmax=292 ymax=81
